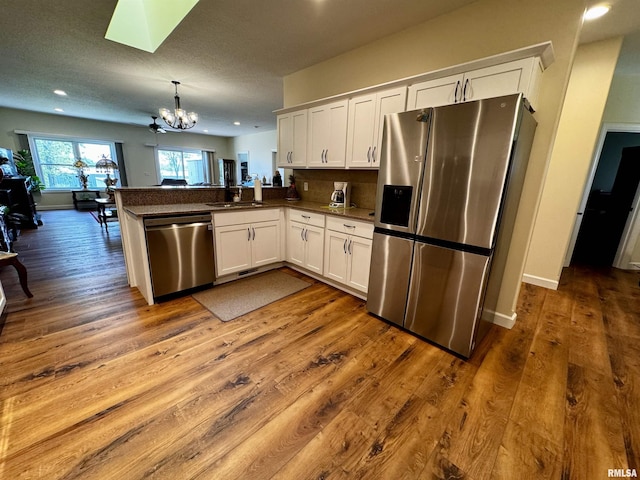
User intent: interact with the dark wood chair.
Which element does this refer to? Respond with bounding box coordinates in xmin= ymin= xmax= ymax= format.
xmin=0 ymin=252 xmax=33 ymax=297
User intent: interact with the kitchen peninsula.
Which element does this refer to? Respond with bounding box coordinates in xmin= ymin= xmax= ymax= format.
xmin=115 ymin=185 xmax=374 ymax=305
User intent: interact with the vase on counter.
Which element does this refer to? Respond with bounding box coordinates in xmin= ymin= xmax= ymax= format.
xmin=285 ymin=174 xmax=300 ymax=201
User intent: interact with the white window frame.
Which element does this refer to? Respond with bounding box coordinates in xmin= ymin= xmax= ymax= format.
xmin=27 ymin=134 xmax=118 ymax=192
xmin=155 ymin=147 xmax=207 ymax=184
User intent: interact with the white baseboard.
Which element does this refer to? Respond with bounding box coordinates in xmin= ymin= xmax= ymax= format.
xmin=522 ymin=273 xmax=559 ymax=290
xmin=481 ymin=309 xmax=517 ymax=329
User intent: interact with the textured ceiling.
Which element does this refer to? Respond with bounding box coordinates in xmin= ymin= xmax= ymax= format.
xmin=0 ymin=0 xmax=639 ymax=138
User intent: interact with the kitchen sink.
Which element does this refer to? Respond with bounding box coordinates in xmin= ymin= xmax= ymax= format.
xmin=206 ymin=201 xmax=265 ymax=209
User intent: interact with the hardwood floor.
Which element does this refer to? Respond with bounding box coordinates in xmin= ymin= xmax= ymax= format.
xmin=0 ymin=209 xmax=638 ymax=479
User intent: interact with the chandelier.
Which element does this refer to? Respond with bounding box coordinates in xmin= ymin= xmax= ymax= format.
xmin=159 ymin=80 xmax=198 ymax=130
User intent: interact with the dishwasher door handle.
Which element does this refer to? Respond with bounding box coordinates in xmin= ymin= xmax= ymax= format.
xmin=145 ymin=222 xmax=211 ymax=232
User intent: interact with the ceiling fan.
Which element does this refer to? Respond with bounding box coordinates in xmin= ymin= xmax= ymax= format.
xmin=148 ymin=116 xmax=166 ymax=134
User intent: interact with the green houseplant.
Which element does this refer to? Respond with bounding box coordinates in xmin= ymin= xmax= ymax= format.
xmin=13 ymin=149 xmax=45 ymax=193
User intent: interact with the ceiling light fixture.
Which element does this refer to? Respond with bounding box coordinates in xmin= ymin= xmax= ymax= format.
xmin=159 ymin=80 xmax=198 ymax=130
xmin=54 ymin=89 xmax=67 ymax=96
xmin=584 ymin=4 xmax=610 ymax=20
xmin=148 ymin=116 xmax=166 ymax=134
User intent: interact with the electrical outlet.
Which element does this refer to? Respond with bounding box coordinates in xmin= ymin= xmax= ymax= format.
xmin=304 ymin=182 xmax=308 ymax=191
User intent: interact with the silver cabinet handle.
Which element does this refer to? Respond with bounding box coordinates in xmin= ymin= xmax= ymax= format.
xmin=247 ymin=227 xmax=251 ymax=241
xmin=343 ymin=238 xmax=347 ymax=254
xmin=454 ymin=80 xmax=460 ymax=103
xmin=252 ymin=227 xmax=256 ymax=240
xmin=300 ymin=228 xmax=305 ymax=241
xmin=348 ymin=239 xmax=352 ymax=255
xmin=325 ymin=149 xmax=328 ymax=163
xmin=302 ymin=215 xmax=310 ymax=220
xmin=463 ymin=78 xmax=469 ymax=101
xmin=343 ymin=224 xmax=355 ymax=229
xmin=304 ymin=228 xmax=308 ymax=241
xmin=366 ymin=146 xmax=371 ymax=163
xmin=372 ymin=146 xmax=377 ymax=163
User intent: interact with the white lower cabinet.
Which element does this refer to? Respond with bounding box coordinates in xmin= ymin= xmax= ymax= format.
xmin=287 ymin=209 xmax=325 ymax=275
xmin=214 ymin=210 xmax=281 ymax=277
xmin=323 ymin=217 xmax=373 ymax=294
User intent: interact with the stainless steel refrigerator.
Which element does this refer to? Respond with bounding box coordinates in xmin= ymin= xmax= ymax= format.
xmin=367 ymin=93 xmax=537 ymax=358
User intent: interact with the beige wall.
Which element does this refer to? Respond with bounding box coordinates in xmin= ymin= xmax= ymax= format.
xmin=525 ymin=37 xmax=624 ymax=287
xmin=0 ymin=107 xmax=231 ymax=208
xmin=230 ymin=130 xmax=277 ymax=183
xmin=603 ymin=74 xmax=640 ymax=124
xmin=283 ymin=0 xmax=586 ymax=320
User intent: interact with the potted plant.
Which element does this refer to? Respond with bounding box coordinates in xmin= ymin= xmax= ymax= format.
xmin=13 ymin=149 xmax=45 ymax=193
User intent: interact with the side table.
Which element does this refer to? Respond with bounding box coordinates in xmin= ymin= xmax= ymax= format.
xmin=72 ymin=190 xmax=101 ymax=210
xmin=95 ymin=198 xmax=118 ymax=232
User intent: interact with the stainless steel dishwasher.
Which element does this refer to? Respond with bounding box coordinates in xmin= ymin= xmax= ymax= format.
xmin=144 ymin=214 xmax=215 ymax=298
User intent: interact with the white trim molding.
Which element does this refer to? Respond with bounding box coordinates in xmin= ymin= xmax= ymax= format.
xmin=481 ymin=308 xmax=517 ymax=329
xmin=522 ymin=273 xmax=559 ymax=290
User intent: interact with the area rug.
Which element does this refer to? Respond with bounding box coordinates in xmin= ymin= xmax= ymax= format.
xmin=192 ymin=270 xmax=312 ymax=322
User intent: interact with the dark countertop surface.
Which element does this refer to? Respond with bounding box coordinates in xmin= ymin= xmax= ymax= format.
xmin=124 ymin=200 xmax=375 ymax=223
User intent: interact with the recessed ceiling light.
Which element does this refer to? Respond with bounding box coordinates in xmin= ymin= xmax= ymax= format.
xmin=584 ymin=4 xmax=610 ymax=20
xmin=54 ymin=108 xmax=64 ymax=112
xmin=203 ymin=129 xmax=209 ymax=133
xmin=233 ymin=121 xmax=241 ymax=126
xmin=54 ymin=89 xmax=67 ymax=96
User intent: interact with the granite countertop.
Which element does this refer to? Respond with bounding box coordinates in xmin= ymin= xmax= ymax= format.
xmin=124 ymin=200 xmax=375 ymax=222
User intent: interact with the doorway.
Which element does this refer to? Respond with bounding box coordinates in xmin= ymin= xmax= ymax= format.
xmin=570 ymin=132 xmax=640 ymax=267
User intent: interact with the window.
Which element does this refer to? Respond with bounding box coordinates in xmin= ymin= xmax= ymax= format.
xmin=29 ymin=136 xmax=118 ymax=191
xmin=157 ymin=148 xmax=206 ymax=185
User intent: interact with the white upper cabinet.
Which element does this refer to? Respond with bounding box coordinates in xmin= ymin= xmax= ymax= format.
xmin=346 ymin=86 xmax=407 ymax=169
xmin=276 ymin=45 xmax=552 ymax=172
xmin=307 ymin=100 xmax=348 ymax=168
xmin=277 ymin=109 xmax=307 ymax=167
xmin=408 ymin=57 xmax=543 ymax=110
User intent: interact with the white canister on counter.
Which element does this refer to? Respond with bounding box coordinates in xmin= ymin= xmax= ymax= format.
xmin=254 ymin=178 xmax=262 ymax=202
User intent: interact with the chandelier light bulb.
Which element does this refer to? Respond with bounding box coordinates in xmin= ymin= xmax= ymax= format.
xmin=159 ymin=81 xmax=198 ymax=130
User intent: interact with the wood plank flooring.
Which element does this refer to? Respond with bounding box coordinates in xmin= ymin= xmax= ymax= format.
xmin=0 ymin=209 xmax=638 ymax=479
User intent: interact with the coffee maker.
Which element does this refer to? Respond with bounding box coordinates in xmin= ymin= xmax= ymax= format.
xmin=330 ymin=182 xmax=350 ymax=208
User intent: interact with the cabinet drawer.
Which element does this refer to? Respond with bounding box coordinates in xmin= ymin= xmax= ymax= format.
xmin=326 ymin=216 xmax=373 ymax=239
xmin=289 ymin=209 xmax=325 ymax=228
xmin=213 ymin=208 xmax=280 ymax=227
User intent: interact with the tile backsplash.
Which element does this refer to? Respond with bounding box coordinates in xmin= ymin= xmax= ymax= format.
xmin=291 ymin=169 xmax=378 ymax=211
